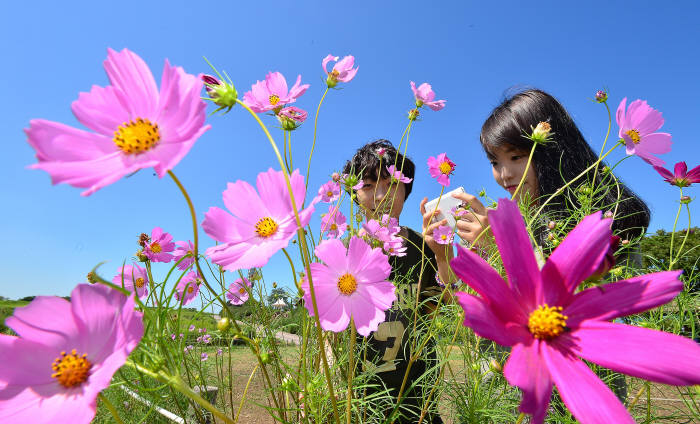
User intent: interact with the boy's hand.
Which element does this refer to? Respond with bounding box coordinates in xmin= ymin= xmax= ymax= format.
xmin=420 ymin=197 xmax=453 ymax=263
xmin=451 ymin=192 xmax=491 ymax=247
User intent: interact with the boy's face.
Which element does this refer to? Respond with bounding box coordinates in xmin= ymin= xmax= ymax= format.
xmin=356 ymin=177 xmax=405 ymax=221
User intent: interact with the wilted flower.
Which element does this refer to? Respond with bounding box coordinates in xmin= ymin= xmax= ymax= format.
xmin=25 ymin=48 xmax=210 ymax=196
xmin=173 ymin=240 xmax=195 ymax=270
xmin=653 ymin=162 xmax=700 ymax=188
xmin=242 ymin=71 xmax=309 ymax=113
xmin=453 ymin=198 xmax=700 ymax=423
xmin=302 ymin=237 xmax=396 ymax=336
xmin=331 ymin=172 xmax=341 ymax=182
xmin=226 ymin=277 xmax=252 ymax=305
xmin=616 ymin=98 xmax=672 ymax=166
xmin=144 ymin=227 xmax=175 ymax=263
xmin=427 ymin=153 xmax=457 ymax=187
xmin=202 ymin=169 xmax=315 ymax=270
xmin=0 ymin=284 xmax=143 ymax=423
xmin=201 ymin=74 xmax=237 ymax=113
xmin=113 ymin=264 xmax=149 ymax=299
xmin=320 ymin=206 xmax=347 ymax=239
xmin=386 ymin=165 xmax=413 ymax=184
xmin=409 ymin=81 xmax=446 ymax=111
xmin=278 ymin=106 xmax=308 ymax=131
xmin=407 ymin=108 xmax=420 ymax=121
xmin=322 ymin=54 xmax=359 ymax=88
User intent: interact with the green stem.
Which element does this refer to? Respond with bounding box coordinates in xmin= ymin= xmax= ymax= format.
xmin=235 ymin=98 xmax=341 ymax=424
xmin=346 ymin=319 xmax=356 ymax=424
xmin=510 ymin=142 xmax=537 ymax=202
xmin=234 ymin=364 xmax=259 ymax=424
xmin=305 ymin=87 xmax=330 ymax=197
xmin=98 ymin=392 xmax=125 ymax=424
xmin=515 ymin=412 xmax=526 ymax=424
xmin=668 ymin=188 xmax=684 ymax=270
xmin=591 ymin=101 xmax=613 ymax=187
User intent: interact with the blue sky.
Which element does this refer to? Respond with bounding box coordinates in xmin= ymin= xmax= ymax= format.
xmin=2 ymin=1 xmax=699 ymax=301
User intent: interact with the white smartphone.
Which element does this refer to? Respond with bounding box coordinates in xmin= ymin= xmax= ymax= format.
xmin=424 ymin=186 xmax=465 ymax=229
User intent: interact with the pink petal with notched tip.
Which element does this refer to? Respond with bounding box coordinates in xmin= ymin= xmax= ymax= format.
xmin=627 ymin=99 xmax=664 ymax=135
xmin=257 ymin=169 xmax=307 ymax=218
xmin=5 ymin=296 xmax=77 ymax=346
xmin=686 ymin=164 xmax=700 ymax=182
xmin=542 ymin=343 xmax=635 ymax=424
xmin=488 ymin=199 xmax=539 ymax=309
xmin=103 ymin=48 xmax=159 ymax=119
xmin=266 ymin=71 xmax=289 ymax=99
xmin=424 ymin=100 xmax=445 ymax=111
xmin=71 ymin=85 xmax=131 ymax=135
xmin=504 ymin=341 xmax=553 ymax=424
xmin=202 ymin=207 xmax=242 ymax=242
xmin=564 ymin=270 xmax=682 ymax=325
xmin=450 ymin=245 xmax=527 ymax=322
xmin=673 ymin=161 xmax=688 ymax=178
xmin=287 ymin=74 xmax=309 ymax=100
xmin=25 ymin=120 xmax=118 ymax=162
xmin=222 ymin=180 xmax=269 ymax=224
xmin=566 ymin=321 xmax=700 ymax=386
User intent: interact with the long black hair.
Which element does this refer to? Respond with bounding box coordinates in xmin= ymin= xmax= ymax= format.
xmin=480 ymin=89 xmax=650 ymax=241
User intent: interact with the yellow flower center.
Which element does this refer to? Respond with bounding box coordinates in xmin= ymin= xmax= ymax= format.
xmin=337 ymin=273 xmax=357 ymax=296
xmin=269 ymin=94 xmax=280 ymax=105
xmin=438 ymin=161 xmax=454 ymax=175
xmin=528 ymin=304 xmax=568 ymax=340
xmin=134 ymin=277 xmax=145 ymax=289
xmin=150 ymin=242 xmax=162 ymax=254
xmin=255 ymin=217 xmax=279 ymax=238
xmin=51 ymin=349 xmax=92 ymax=388
xmin=625 ymin=129 xmax=641 ymax=144
xmin=330 ymin=223 xmax=338 ymax=231
xmin=113 ymin=118 xmax=160 ymax=154
xmin=441 ymin=234 xmax=447 ymax=240
xmin=187 ymin=286 xmax=194 ymax=294
xmin=239 ymin=287 xmax=246 ymax=295
xmin=326 ymin=190 xmax=333 ymax=197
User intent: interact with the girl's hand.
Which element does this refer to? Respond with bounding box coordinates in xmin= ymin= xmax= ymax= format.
xmin=420 ymin=197 xmax=453 ymax=263
xmin=451 ymin=192 xmax=491 ymax=246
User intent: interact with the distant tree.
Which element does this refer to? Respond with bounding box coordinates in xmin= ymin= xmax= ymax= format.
xmin=267 ymin=287 xmax=289 ymax=306
xmin=641 ymin=227 xmax=700 ymax=289
xmin=19 ymin=296 xmax=36 ymax=302
xmin=0 ymin=296 xmax=7 ymax=301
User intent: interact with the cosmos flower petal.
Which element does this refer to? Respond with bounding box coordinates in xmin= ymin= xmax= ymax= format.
xmin=629 ymin=100 xmax=664 ymax=135
xmin=635 ymin=132 xmax=672 ymax=154
xmin=322 ymin=54 xmax=337 ymax=73
xmin=455 ymin=293 xmax=528 ymax=346
xmin=349 ymin=291 xmax=387 ymax=337
xmin=615 ymin=97 xmax=627 ymax=134
xmin=25 ymin=120 xmax=117 ymax=162
xmin=0 ymin=383 xmax=96 ymax=424
xmin=0 ymin=336 xmax=60 ymax=386
xmin=315 ymin=237 xmax=348 ymax=271
xmin=202 ymin=207 xmax=243 ymax=242
xmin=542 ymin=343 xmax=635 ymax=424
xmin=503 ymin=341 xmax=552 ymax=424
xmin=564 ymin=270 xmax=683 ymax=325
xmin=222 ymin=180 xmax=269 ymax=224
xmin=488 ymin=199 xmax=539 ymax=308
xmin=568 ymin=321 xmax=700 ymax=386
xmin=673 ymin=161 xmax=688 ymax=177
xmin=71 ymin=85 xmax=131 ymax=135
xmin=5 ymin=297 xmax=77 ymax=345
xmin=541 ymin=212 xmax=611 ymax=302
xmin=450 ymin=245 xmax=527 ymax=322
xmin=103 ymin=48 xmax=159 ymax=118
xmin=687 ymin=164 xmax=700 ymax=182
xmin=653 ymin=165 xmax=674 ymax=182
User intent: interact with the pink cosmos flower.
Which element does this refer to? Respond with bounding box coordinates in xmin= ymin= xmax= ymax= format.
xmin=375 ymin=147 xmax=387 ymax=158
xmin=427 ymin=153 xmax=457 ymax=187
xmin=25 ymin=48 xmax=210 ymax=196
xmin=383 ymin=238 xmax=407 ymax=257
xmin=452 ymin=198 xmax=700 ymax=423
xmin=278 ymin=106 xmax=308 ymax=131
xmin=409 ymin=81 xmax=446 ymax=111
xmin=616 ymin=98 xmax=672 ymax=166
xmin=321 ymin=206 xmax=347 ymax=239
xmin=113 ymin=264 xmax=149 ymax=299
xmin=226 ymin=277 xmax=252 ymax=305
xmin=653 ymin=161 xmax=700 ymax=188
xmin=0 ymin=284 xmax=143 ymax=423
xmin=433 ymin=225 xmax=453 ymax=245
xmin=176 ymin=271 xmax=201 ymax=305
xmin=301 ymin=237 xmax=396 ymax=336
xmin=202 ymin=169 xmax=315 ymax=270
xmin=173 ymin=240 xmax=195 ymax=270
xmin=144 ymin=227 xmax=175 ymax=263
xmin=322 ymin=54 xmax=359 ymax=87
xmin=242 ymin=71 xmax=309 ymax=113
xmin=200 ymin=353 xmax=209 ymax=362
xmin=386 ymin=165 xmax=413 ymax=184
xmin=317 ymin=180 xmax=341 ymax=203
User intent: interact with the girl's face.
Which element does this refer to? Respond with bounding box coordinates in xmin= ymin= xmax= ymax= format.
xmin=488 ymin=145 xmax=539 ymax=202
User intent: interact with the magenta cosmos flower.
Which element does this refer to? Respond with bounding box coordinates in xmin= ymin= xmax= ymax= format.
xmin=173 ymin=240 xmax=195 ymax=270
xmin=452 ymin=198 xmax=700 ymax=423
xmin=320 ymin=205 xmax=347 ymax=239
xmin=317 ymin=180 xmax=341 ymax=203
xmin=242 ymin=71 xmax=309 ymax=113
xmin=616 ymin=97 xmax=672 ymax=166
xmin=386 ymin=165 xmax=413 ymax=184
xmin=113 ymin=264 xmax=149 ymax=299
xmin=226 ymin=277 xmax=252 ymax=305
xmin=25 ymin=48 xmax=210 ymax=196
xmin=277 ymin=106 xmax=308 ymax=131
xmin=301 ymin=237 xmax=395 ymax=336
xmin=409 ymin=81 xmax=446 ymax=111
xmin=0 ymin=284 xmax=143 ymax=423
xmin=202 ymin=168 xmax=315 ymax=271
xmin=322 ymin=54 xmax=359 ymax=88
xmin=433 ymin=224 xmax=453 ymax=245
xmin=428 ymin=153 xmax=456 ymax=187
xmin=144 ymin=226 xmax=175 ymax=263
xmin=653 ymin=161 xmax=700 ymax=188
xmin=176 ymin=271 xmax=201 ymax=305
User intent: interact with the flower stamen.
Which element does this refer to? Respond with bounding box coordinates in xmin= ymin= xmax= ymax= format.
xmin=51 ymin=349 xmax=92 ymax=388
xmin=528 ymin=304 xmax=568 ymax=340
xmin=113 ymin=118 xmax=160 ymax=154
xmin=337 ymin=273 xmax=357 ymax=295
xmin=625 ymin=129 xmax=641 ymax=144
xmin=134 ymin=277 xmax=145 ymax=289
xmin=150 ymin=242 xmax=162 ymax=253
xmin=269 ymin=94 xmax=280 ymax=106
xmin=255 ymin=217 xmax=279 ymax=238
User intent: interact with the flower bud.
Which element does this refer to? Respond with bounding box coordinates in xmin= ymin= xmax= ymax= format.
xmin=547 ymin=221 xmax=557 ymax=230
xmin=595 ymin=90 xmax=608 ymax=103
xmin=217 ymin=317 xmax=231 ymax=332
xmin=135 ymin=250 xmax=148 ymax=262
xmin=591 ymin=235 xmax=620 ymax=279
xmin=260 ymin=351 xmax=271 ymax=364
xmin=86 ymin=271 xmax=98 ymax=284
xmin=478 ymin=189 xmax=486 ymax=197
xmin=681 ymin=195 xmax=692 ymax=204
xmin=272 ymin=282 xmax=277 ymax=288
xmin=489 ymin=359 xmax=503 ymax=373
xmin=621 ymin=239 xmax=630 ymax=246
xmin=201 ymin=74 xmax=237 ymax=113
xmin=331 ymin=172 xmax=341 ymax=182
xmin=601 ymin=166 xmax=611 ymax=174
xmin=604 ymin=211 xmax=614 ymax=219
xmin=529 ymin=121 xmax=553 ymax=144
